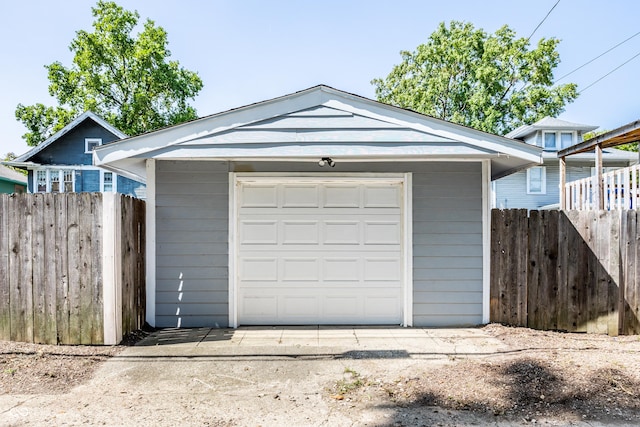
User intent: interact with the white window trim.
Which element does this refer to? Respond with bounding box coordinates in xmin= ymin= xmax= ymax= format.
xmin=100 ymin=170 xmax=118 ymax=193
xmin=542 ymin=131 xmax=576 ymax=150
xmin=33 ymin=168 xmax=75 ymax=193
xmin=85 ymin=138 xmax=103 ymax=153
xmin=526 ymin=166 xmax=547 ymax=194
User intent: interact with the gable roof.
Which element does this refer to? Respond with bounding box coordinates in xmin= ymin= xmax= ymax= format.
xmin=14 ymin=111 xmax=127 ymax=163
xmin=506 ymin=117 xmax=598 ymax=139
xmin=0 ymin=165 xmax=27 ymax=185
xmin=94 ymin=85 xmax=542 ymax=181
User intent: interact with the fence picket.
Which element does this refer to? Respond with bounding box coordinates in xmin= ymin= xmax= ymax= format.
xmin=0 ymin=195 xmax=9 ymax=340
xmin=43 ymin=194 xmax=58 ymax=344
xmin=32 ymin=194 xmax=46 ymax=343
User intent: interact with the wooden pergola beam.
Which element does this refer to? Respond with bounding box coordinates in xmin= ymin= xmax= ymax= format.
xmin=557 ymin=119 xmax=640 ymax=158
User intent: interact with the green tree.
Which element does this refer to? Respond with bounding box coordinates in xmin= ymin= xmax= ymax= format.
xmin=16 ymin=1 xmax=203 ymax=146
xmin=372 ymin=21 xmax=578 ymax=135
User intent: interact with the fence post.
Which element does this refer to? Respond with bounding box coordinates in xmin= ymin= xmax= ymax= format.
xmin=102 ymin=193 xmax=123 ymax=345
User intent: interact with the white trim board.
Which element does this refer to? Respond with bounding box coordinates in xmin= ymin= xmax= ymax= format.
xmin=145 ymin=160 xmax=156 ymax=327
xmin=102 ymin=192 xmax=123 ymax=345
xmin=482 ymin=160 xmax=491 ymax=324
xmin=228 ymin=172 xmax=412 ymax=327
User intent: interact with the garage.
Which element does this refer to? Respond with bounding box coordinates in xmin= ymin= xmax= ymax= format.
xmin=234 ymin=176 xmax=406 ymax=325
xmin=93 ymin=85 xmax=542 ymax=328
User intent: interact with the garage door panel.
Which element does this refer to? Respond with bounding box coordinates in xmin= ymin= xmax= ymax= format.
xmin=364 ymin=258 xmax=401 ymax=281
xmin=242 ymin=296 xmax=278 ymax=317
xmin=281 ymin=220 xmax=319 ymax=244
xmin=280 ymin=296 xmax=319 ymax=317
xmin=238 ymin=179 xmax=403 ymax=325
xmin=282 ymin=184 xmax=319 ymax=207
xmin=364 ymin=296 xmax=402 ymax=317
xmin=281 ymin=258 xmax=320 ymax=281
xmin=323 ymin=220 xmax=360 ymax=244
xmin=364 ymin=185 xmax=401 ymax=208
xmin=364 ymin=221 xmax=401 ymax=245
xmin=322 ymin=258 xmax=360 ymax=281
xmin=240 ymin=220 xmax=278 ymax=244
xmin=241 ymin=258 xmax=278 ymax=281
xmin=324 ymin=296 xmax=362 ymax=316
xmin=240 ymin=184 xmax=278 ymax=207
xmin=323 ymin=185 xmax=361 ymax=207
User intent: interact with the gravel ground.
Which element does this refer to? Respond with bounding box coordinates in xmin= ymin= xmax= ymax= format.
xmin=1 ymin=325 xmax=639 ymax=426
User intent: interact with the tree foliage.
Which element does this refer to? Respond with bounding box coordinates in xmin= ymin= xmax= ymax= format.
xmin=372 ymin=21 xmax=579 ymax=135
xmin=16 ymin=1 xmax=203 ymax=146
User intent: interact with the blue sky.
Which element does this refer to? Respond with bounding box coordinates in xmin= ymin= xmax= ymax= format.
xmin=2 ymin=0 xmax=639 ymax=155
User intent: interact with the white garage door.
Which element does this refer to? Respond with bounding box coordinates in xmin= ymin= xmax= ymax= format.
xmin=236 ymin=178 xmax=404 ymax=325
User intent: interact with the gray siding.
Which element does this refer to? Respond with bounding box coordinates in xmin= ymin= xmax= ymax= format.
xmin=412 ymin=164 xmax=482 ymax=326
xmin=494 ymin=160 xmax=631 ymax=209
xmin=154 ymin=160 xmax=483 ymax=328
xmin=155 ymin=160 xmax=229 ymax=327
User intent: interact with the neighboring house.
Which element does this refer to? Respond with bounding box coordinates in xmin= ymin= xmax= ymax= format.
xmin=0 ymin=165 xmax=27 ymax=194
xmin=94 ymin=85 xmax=540 ymax=329
xmin=7 ymin=112 xmax=145 ymax=198
xmin=493 ymin=117 xmax=636 ymax=209
xmin=558 ymin=117 xmax=640 ymax=210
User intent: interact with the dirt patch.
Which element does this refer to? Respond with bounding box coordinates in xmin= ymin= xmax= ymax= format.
xmin=329 ymin=324 xmax=640 ymax=425
xmin=0 ymin=330 xmax=149 ymax=394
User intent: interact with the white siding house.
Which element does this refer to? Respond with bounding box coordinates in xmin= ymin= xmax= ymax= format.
xmin=94 ymin=85 xmax=541 ymax=328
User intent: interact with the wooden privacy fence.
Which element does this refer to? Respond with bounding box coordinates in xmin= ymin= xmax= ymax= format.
xmin=491 ymin=209 xmax=640 ymax=336
xmin=0 ymin=193 xmax=145 ymax=345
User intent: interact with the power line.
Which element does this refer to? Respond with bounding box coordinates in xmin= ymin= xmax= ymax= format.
xmin=555 ymin=30 xmax=640 ymax=83
xmin=527 ymin=0 xmax=561 ymax=42
xmin=579 ymin=50 xmax=640 ymax=94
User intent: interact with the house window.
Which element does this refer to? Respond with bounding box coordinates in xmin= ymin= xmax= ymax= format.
xmin=36 ymin=170 xmax=47 ymax=193
xmin=50 ymin=169 xmax=60 ymax=193
xmin=35 ymin=169 xmax=75 ymax=193
xmin=101 ymin=171 xmax=117 ymax=192
xmin=63 ymin=170 xmax=74 ymax=192
xmin=544 ymin=132 xmax=556 ymax=149
xmin=527 ymin=166 xmax=546 ymax=194
xmin=85 ymin=138 xmax=102 ymax=153
xmin=543 ymin=131 xmax=575 ymax=150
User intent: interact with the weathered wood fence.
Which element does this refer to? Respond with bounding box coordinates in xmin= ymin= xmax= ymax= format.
xmin=0 ymin=193 xmax=145 ymax=345
xmin=491 ymin=209 xmax=640 ymax=335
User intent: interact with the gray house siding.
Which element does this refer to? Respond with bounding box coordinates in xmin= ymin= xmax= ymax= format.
xmin=155 ymin=160 xmax=229 ymax=327
xmin=412 ymin=163 xmax=482 ymax=326
xmin=154 ymin=160 xmax=483 ymax=328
